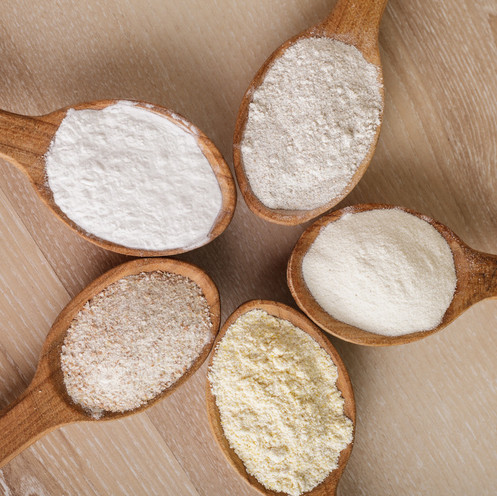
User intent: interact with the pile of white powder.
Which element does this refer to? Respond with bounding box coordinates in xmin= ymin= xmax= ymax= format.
xmin=241 ymin=38 xmax=382 ymax=211
xmin=61 ymin=271 xmax=212 ymax=418
xmin=45 ymin=101 xmax=223 ymax=251
xmin=209 ymin=309 xmax=353 ymax=496
xmin=302 ymin=209 xmax=457 ymax=336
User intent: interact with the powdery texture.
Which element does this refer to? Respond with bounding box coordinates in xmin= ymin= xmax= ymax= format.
xmin=46 ymin=102 xmax=223 ymax=251
xmin=208 ymin=309 xmax=353 ymax=496
xmin=302 ymin=209 xmax=457 ymax=336
xmin=61 ymin=271 xmax=212 ymax=418
xmin=241 ymin=38 xmax=382 ymax=210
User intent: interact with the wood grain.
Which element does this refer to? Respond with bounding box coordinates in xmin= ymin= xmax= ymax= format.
xmin=1 ymin=0 xmax=497 ymax=495
xmin=232 ymin=0 xmax=388 ymax=225
xmin=205 ymin=300 xmax=355 ymax=496
xmin=287 ymin=203 xmax=497 ymax=346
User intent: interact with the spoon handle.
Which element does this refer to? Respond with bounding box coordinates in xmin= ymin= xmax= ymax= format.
xmin=468 ymin=250 xmax=497 ymax=302
xmin=0 ymin=109 xmax=55 ymax=181
xmin=0 ymin=369 xmax=77 ymax=468
xmin=320 ymin=0 xmax=389 ymax=47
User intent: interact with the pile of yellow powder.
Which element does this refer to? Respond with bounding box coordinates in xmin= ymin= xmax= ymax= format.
xmin=208 ymin=309 xmax=353 ymax=496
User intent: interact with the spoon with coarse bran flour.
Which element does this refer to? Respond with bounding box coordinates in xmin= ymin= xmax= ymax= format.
xmin=0 ymin=99 xmax=236 ymax=256
xmin=233 ymin=0 xmax=388 ymax=225
xmin=206 ymin=300 xmax=355 ymax=496
xmin=0 ymin=258 xmax=220 ymax=467
xmin=288 ymin=204 xmax=497 ymax=346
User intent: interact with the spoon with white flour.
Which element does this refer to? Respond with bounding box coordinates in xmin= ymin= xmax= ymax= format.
xmin=0 ymin=99 xmax=236 ymax=255
xmin=288 ymin=204 xmax=497 ymax=346
xmin=0 ymin=257 xmax=220 ymax=467
xmin=234 ymin=0 xmax=388 ymax=225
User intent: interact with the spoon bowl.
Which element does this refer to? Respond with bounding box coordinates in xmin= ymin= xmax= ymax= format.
xmin=0 ymin=99 xmax=236 ymax=256
xmin=288 ymin=204 xmax=497 ymax=346
xmin=233 ymin=0 xmax=388 ymax=225
xmin=0 ymin=257 xmax=220 ymax=467
xmin=205 ymin=300 xmax=355 ymax=496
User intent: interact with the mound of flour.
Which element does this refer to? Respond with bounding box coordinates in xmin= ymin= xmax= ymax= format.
xmin=46 ymin=101 xmax=222 ymax=251
xmin=241 ymin=38 xmax=382 ymax=210
xmin=302 ymin=209 xmax=457 ymax=336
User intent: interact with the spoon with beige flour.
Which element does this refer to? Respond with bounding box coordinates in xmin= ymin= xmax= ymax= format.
xmin=234 ymin=0 xmax=388 ymax=225
xmin=0 ymin=258 xmax=220 ymax=467
xmin=0 ymin=99 xmax=236 ymax=256
xmin=288 ymin=204 xmax=497 ymax=346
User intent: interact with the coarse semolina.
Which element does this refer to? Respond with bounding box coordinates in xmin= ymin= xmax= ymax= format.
xmin=208 ymin=309 xmax=353 ymax=496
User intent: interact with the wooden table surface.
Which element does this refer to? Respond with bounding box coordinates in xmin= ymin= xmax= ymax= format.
xmin=0 ymin=0 xmax=496 ymax=494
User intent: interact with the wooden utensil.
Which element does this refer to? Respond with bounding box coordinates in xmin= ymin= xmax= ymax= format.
xmin=233 ymin=0 xmax=388 ymax=226
xmin=205 ymin=300 xmax=355 ymax=496
xmin=288 ymin=203 xmax=497 ymax=346
xmin=0 ymin=99 xmax=236 ymax=256
xmin=0 ymin=257 xmax=220 ymax=468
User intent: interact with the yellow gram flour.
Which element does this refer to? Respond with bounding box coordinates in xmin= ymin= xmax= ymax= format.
xmin=208 ymin=309 xmax=353 ymax=496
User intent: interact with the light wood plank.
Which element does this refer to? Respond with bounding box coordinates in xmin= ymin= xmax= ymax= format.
xmin=0 ymin=0 xmax=497 ymax=494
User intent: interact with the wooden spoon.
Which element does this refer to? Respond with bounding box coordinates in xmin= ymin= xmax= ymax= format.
xmin=205 ymin=300 xmax=355 ymax=496
xmin=0 ymin=257 xmax=220 ymax=468
xmin=233 ymin=0 xmax=388 ymax=225
xmin=288 ymin=203 xmax=497 ymax=346
xmin=0 ymin=99 xmax=236 ymax=256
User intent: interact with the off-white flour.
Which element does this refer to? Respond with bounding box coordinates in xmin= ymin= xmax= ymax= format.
xmin=241 ymin=38 xmax=382 ymax=210
xmin=302 ymin=209 xmax=457 ymax=336
xmin=46 ymin=101 xmax=222 ymax=250
xmin=208 ymin=309 xmax=353 ymax=496
xmin=61 ymin=271 xmax=212 ymax=418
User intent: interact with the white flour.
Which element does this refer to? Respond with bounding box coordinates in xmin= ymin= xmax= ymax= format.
xmin=241 ymin=38 xmax=382 ymax=210
xmin=45 ymin=101 xmax=223 ymax=251
xmin=302 ymin=209 xmax=457 ymax=336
